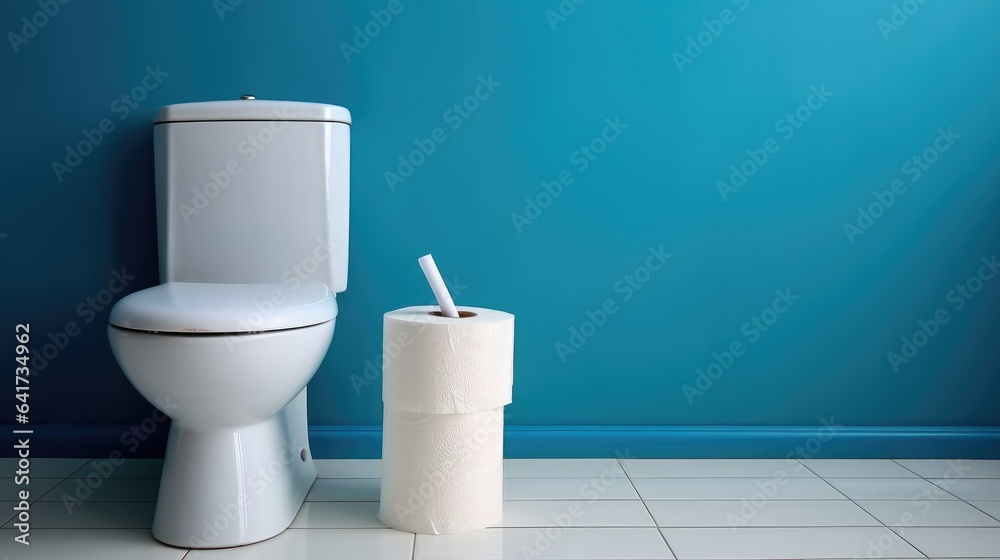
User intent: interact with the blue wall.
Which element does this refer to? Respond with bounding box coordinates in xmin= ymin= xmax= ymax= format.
xmin=2 ymin=0 xmax=999 ymax=457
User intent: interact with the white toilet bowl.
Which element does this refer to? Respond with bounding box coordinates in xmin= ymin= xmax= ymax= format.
xmin=108 ymin=281 xmax=336 ymax=547
xmin=110 ymin=98 xmax=351 ymax=548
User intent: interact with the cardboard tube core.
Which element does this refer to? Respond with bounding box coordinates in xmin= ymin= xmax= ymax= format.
xmin=428 ymin=311 xmax=478 ymax=318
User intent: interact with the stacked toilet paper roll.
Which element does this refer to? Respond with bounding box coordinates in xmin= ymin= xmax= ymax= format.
xmin=378 ymin=306 xmax=514 ymax=534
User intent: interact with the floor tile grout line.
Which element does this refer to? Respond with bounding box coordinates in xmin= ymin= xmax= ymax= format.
xmin=32 ymin=500 xmax=158 ymax=504
xmin=389 ymin=497 xmax=1000 ymax=502
xmin=63 ymin=458 xmax=96 ymax=480
xmin=634 ymin=461 xmax=856 ymax=502
xmin=502 ymin=498 xmax=648 ymax=504
xmin=620 ymin=458 xmax=679 ymax=559
xmin=846 ymin=501 xmax=932 ymax=558
xmin=24 ymin=474 xmax=161 ymax=504
xmin=891 ymin=457 xmax=1000 ymax=504
xmin=588 ymin=523 xmax=997 ymax=529
xmin=1 ymin=457 xmax=92 ymax=480
xmin=19 ymin=518 xmax=1000 ymax=527
xmin=882 ymin=522 xmax=932 ymax=559
xmin=810 ymin=479 xmax=966 ymax=501
xmin=962 ymin=498 xmax=1000 ymax=525
xmin=798 ymin=461 xmax=901 ymax=533
xmin=413 ymin=496 xmax=975 ymax=502
xmin=613 ymin=458 xmax=642 ymax=502
xmin=799 ymin=459 xmax=935 ymax=553
xmin=13 ymin=523 xmax=1000 ymax=530
xmin=797 ymin=457 xmax=923 ymax=479
xmin=831 ymin=465 xmax=937 ymax=560
xmin=799 ymin=461 xmax=927 ymax=544
xmin=891 ymin=458 xmax=928 ymax=479
xmin=922 ymin=477 xmax=964 ymax=501
xmin=792 ymin=458 xmax=829 ymax=482
xmin=106 ymin=496 xmax=999 ymax=503
xmin=12 ymin=458 xmax=999 ymax=555
xmin=30 ymin=475 xmax=73 ymax=503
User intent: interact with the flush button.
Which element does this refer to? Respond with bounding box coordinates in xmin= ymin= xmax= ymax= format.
xmin=241 ymin=94 xmax=256 ymax=100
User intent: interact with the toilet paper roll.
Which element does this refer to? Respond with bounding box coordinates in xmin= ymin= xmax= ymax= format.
xmin=379 ymin=407 xmax=504 ymax=534
xmin=383 ymin=306 xmax=514 ymax=414
xmin=382 ymin=407 xmax=504 ymax=476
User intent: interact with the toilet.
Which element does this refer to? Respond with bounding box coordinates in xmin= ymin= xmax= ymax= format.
xmin=107 ymin=98 xmax=350 ymax=548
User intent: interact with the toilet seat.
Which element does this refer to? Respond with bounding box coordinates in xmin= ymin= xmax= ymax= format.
xmin=109 ymin=281 xmax=337 ymax=334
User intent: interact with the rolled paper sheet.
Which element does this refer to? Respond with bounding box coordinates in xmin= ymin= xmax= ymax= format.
xmin=379 ymin=304 xmax=514 ymax=534
xmin=378 ymin=407 xmax=504 ymax=534
xmin=382 ymin=306 xmax=514 ymax=415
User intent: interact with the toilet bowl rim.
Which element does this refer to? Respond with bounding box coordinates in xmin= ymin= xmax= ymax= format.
xmin=108 ymin=281 xmax=337 ymax=334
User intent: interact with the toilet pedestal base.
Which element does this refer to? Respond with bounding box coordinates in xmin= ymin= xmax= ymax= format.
xmin=151 ymin=391 xmax=317 ymax=548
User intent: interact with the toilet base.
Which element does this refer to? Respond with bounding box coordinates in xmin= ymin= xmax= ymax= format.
xmin=151 ymin=390 xmax=317 ymax=548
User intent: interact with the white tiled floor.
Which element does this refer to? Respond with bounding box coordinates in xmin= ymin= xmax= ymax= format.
xmin=0 ymin=458 xmax=998 ymax=559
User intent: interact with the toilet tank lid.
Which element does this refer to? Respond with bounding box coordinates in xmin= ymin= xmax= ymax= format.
xmin=154 ymin=100 xmax=352 ymax=125
xmin=109 ymin=282 xmax=337 ymax=334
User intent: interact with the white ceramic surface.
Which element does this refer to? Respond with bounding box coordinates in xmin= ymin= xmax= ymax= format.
xmin=4 ymin=458 xmax=1000 ymax=559
xmin=105 ymin=99 xmax=350 ymax=548
xmin=155 ymin=99 xmax=352 ymax=124
xmin=153 ymin=114 xmax=350 ymax=293
xmin=108 ymin=322 xmax=333 ymax=430
xmin=152 ymin=391 xmax=318 ymax=548
xmin=108 ymin=323 xmax=333 ymax=547
xmin=108 ymin=281 xmax=336 ymax=333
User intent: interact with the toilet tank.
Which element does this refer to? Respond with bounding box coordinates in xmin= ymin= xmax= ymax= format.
xmin=152 ymin=99 xmax=351 ymax=292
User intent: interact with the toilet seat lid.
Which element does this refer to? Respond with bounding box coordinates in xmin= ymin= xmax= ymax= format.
xmin=108 ymin=282 xmax=337 ymax=333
